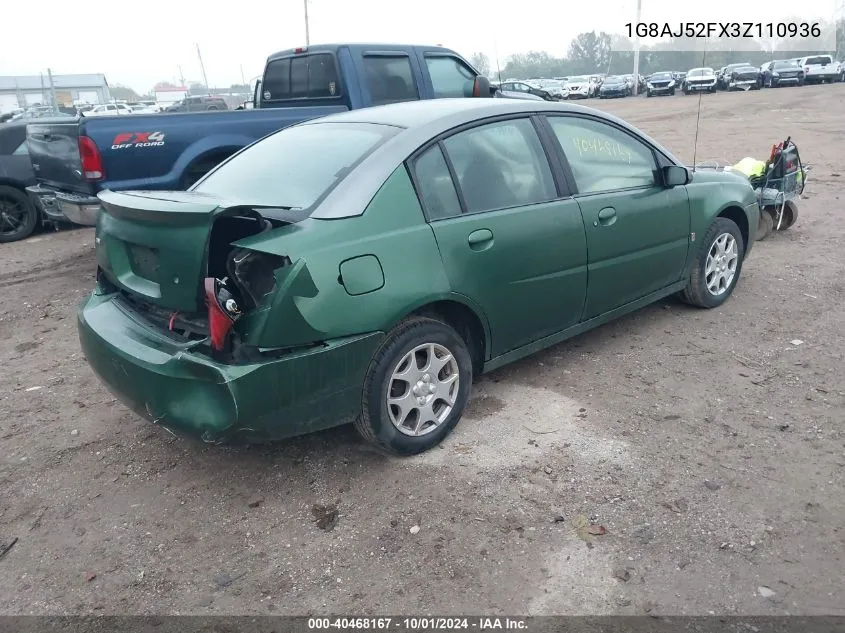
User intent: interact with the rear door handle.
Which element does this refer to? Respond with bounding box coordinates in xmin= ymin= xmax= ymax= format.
xmin=467 ymin=228 xmax=494 ymax=250
xmin=595 ymin=207 xmax=617 ymax=226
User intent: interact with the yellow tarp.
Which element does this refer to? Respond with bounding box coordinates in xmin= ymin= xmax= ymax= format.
xmin=727 ymin=157 xmax=767 ymax=179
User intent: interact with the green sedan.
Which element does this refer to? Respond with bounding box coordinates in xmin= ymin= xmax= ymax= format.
xmin=79 ymin=99 xmax=760 ymax=455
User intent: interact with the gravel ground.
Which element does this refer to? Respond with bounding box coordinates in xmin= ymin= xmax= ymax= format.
xmin=0 ymin=84 xmax=843 ymax=616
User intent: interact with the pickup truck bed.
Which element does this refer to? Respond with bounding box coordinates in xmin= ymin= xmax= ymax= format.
xmin=26 ymin=105 xmax=346 ymax=225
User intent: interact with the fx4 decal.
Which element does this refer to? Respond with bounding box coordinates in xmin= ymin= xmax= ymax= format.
xmin=111 ymin=131 xmax=166 ymax=149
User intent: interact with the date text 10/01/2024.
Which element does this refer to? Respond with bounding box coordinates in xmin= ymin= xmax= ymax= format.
xmin=307 ymin=618 xmax=528 ymax=630
xmin=624 ymin=21 xmax=822 ymax=39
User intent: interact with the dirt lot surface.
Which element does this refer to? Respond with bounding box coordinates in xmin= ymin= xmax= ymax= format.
xmin=1 ymin=85 xmax=843 ymax=616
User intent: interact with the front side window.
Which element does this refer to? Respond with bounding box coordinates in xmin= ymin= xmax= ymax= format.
xmin=441 ymin=118 xmax=556 ymax=214
xmin=13 ymin=141 xmax=29 ymax=156
xmin=362 ymin=55 xmax=419 ymax=105
xmin=425 ymin=56 xmax=476 ymax=98
xmin=262 ymin=54 xmax=340 ymax=100
xmin=547 ymin=116 xmax=657 ymax=194
xmin=193 ymin=122 xmax=397 ymax=213
xmin=412 ymin=144 xmax=462 ymax=221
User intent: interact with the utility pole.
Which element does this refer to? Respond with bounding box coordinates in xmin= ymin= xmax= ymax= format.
xmin=240 ymin=64 xmax=247 ymax=87
xmin=304 ymin=0 xmax=310 ymax=45
xmin=177 ymin=65 xmax=186 ymax=87
xmin=47 ymin=68 xmax=58 ymax=112
xmin=632 ymin=0 xmax=642 ymax=95
xmin=196 ymin=43 xmax=210 ymax=92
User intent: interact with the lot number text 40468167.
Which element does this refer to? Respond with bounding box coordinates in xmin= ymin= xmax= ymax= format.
xmin=307 ymin=618 xmax=528 ymax=630
xmin=624 ymin=21 xmax=822 ymax=39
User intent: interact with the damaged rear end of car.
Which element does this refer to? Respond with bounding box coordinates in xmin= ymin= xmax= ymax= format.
xmin=77 ymin=117 xmax=408 ymax=443
xmin=79 ymin=189 xmax=379 ymax=443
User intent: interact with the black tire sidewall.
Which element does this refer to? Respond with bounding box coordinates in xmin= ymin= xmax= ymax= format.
xmin=361 ymin=320 xmax=473 ymax=455
xmin=693 ymin=219 xmax=746 ymax=308
xmin=0 ymin=186 xmax=38 ymax=243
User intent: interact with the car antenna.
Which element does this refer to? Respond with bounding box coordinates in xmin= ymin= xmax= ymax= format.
xmin=691 ymin=42 xmax=708 ymax=173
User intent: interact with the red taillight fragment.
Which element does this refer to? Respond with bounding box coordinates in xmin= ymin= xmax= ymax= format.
xmin=78 ymin=135 xmax=104 ymax=181
xmin=204 ymin=277 xmax=236 ymax=351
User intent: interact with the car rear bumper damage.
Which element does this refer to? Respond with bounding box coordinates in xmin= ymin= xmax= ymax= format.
xmin=26 ymin=184 xmax=101 ymax=225
xmin=77 ymin=291 xmax=384 ymax=443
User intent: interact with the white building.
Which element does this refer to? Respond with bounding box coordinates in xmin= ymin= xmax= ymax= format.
xmin=0 ymin=73 xmax=111 ymax=113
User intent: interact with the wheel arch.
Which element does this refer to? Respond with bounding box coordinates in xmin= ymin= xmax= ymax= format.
xmin=395 ymin=294 xmax=491 ymax=375
xmin=715 ymin=204 xmax=750 ymax=253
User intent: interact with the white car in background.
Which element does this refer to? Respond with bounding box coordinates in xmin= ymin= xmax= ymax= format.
xmin=83 ymin=103 xmax=132 ymax=117
xmin=541 ymin=79 xmax=567 ymax=100
xmin=565 ymin=75 xmax=596 ymax=99
xmin=797 ymin=55 xmax=841 ymax=84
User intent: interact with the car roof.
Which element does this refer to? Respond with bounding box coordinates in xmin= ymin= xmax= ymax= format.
xmin=266 ymin=42 xmax=456 ymax=62
xmin=301 ymin=98 xmax=684 ymax=220
xmin=305 ymin=98 xmax=627 ymax=130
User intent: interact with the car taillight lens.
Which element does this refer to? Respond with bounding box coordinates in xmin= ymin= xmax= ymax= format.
xmin=78 ymin=135 xmax=104 ymax=181
xmin=204 ymin=277 xmax=237 ymax=351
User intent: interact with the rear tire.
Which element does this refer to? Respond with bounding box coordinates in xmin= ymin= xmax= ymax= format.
xmin=354 ymin=316 xmax=473 ymax=456
xmin=681 ymin=218 xmax=746 ymax=309
xmin=0 ymin=185 xmax=38 ymax=244
xmin=773 ymin=200 xmax=799 ymax=230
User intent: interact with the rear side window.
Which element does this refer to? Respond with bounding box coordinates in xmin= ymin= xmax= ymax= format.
xmin=362 ymin=55 xmax=419 ymax=105
xmin=412 ymin=145 xmax=462 ymax=220
xmin=262 ymin=53 xmax=341 ymax=100
xmin=441 ymin=118 xmax=557 ymax=214
xmin=193 ymin=122 xmax=397 ymax=212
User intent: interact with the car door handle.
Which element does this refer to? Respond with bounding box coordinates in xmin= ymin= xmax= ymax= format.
xmin=595 ymin=207 xmax=617 ymax=226
xmin=467 ymin=228 xmax=494 ymax=250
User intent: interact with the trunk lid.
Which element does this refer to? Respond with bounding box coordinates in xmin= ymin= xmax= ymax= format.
xmin=26 ymin=118 xmax=91 ymax=194
xmin=96 ymin=189 xmax=240 ymax=312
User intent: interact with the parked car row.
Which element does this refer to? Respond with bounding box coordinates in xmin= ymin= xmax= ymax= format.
xmin=510 ymin=53 xmax=843 ymax=102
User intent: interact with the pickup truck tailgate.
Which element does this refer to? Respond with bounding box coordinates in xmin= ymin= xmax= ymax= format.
xmin=26 ymin=119 xmax=92 ymax=195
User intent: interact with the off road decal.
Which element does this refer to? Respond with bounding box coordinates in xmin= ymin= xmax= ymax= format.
xmin=111 ymin=132 xmax=166 ymax=150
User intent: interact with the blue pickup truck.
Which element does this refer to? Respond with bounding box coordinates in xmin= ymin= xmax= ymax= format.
xmin=23 ymin=43 xmax=496 ymax=233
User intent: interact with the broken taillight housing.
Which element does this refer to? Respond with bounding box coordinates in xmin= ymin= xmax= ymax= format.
xmin=204 ymin=277 xmax=242 ymax=351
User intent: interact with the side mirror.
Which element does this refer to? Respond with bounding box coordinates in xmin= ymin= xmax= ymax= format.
xmin=472 ymin=75 xmax=492 ymax=98
xmin=663 ymin=165 xmax=690 ymax=187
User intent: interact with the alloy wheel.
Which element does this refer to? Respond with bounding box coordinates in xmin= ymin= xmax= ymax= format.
xmin=705 ymin=233 xmax=739 ymax=296
xmin=387 ymin=343 xmax=460 ymax=437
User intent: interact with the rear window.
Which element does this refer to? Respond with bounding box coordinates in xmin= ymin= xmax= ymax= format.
xmin=262 ymin=53 xmax=341 ymax=100
xmin=192 ymin=122 xmax=398 ymax=212
xmin=804 ymin=56 xmax=831 ymax=65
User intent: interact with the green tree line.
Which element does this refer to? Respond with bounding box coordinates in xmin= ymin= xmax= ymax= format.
xmin=473 ymin=19 xmax=845 ymax=79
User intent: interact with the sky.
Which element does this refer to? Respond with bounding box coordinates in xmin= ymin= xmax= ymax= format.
xmin=2 ymin=0 xmax=840 ymax=93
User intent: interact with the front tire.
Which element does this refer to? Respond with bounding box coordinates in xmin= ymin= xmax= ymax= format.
xmin=354 ymin=316 xmax=473 ymax=456
xmin=680 ymin=218 xmax=745 ymax=309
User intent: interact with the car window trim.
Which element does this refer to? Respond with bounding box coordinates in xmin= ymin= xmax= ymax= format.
xmin=406 ymin=112 xmax=574 ymax=223
xmin=541 ymin=112 xmax=673 ymax=196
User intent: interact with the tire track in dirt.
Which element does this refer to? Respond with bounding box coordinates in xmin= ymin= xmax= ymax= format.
xmin=0 ymin=249 xmax=94 ymax=289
